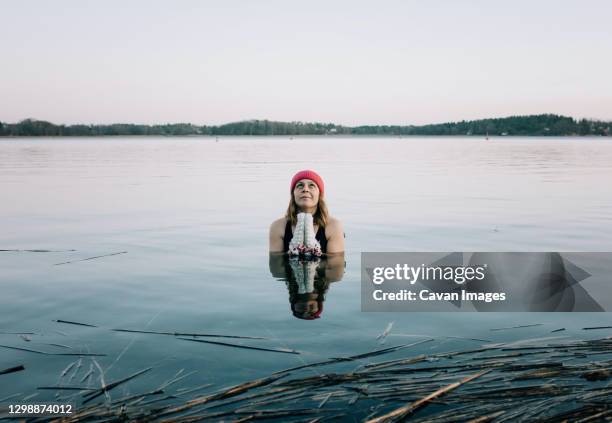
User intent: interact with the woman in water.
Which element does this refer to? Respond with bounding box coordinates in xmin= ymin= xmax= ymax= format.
xmin=269 ymin=170 xmax=344 ymax=255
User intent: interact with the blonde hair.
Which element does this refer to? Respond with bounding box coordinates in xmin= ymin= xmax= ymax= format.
xmin=286 ymin=195 xmax=329 ymax=228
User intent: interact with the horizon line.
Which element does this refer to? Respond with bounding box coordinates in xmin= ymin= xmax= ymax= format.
xmin=3 ymin=113 xmax=612 ymax=128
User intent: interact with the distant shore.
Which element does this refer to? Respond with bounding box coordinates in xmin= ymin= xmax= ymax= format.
xmin=1 ymin=114 xmax=610 ymax=137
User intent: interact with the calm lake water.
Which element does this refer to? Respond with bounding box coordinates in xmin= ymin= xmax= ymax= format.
xmin=0 ymin=136 xmax=611 ymax=414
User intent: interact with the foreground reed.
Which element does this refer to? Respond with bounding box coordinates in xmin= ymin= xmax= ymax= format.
xmin=25 ymin=336 xmax=608 ymax=422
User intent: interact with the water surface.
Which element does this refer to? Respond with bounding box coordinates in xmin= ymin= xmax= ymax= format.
xmin=1 ymin=136 xmax=611 ymax=410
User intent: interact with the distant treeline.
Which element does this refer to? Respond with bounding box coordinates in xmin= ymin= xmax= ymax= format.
xmin=1 ymin=114 xmax=610 ymax=137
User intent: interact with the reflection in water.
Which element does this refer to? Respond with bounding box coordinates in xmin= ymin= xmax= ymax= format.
xmin=269 ymin=253 xmax=345 ymax=320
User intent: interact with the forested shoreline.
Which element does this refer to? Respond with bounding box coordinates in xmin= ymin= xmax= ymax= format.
xmin=1 ymin=114 xmax=610 ymax=137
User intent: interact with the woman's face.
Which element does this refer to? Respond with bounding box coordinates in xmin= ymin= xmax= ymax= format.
xmin=293 ymin=178 xmax=320 ymax=211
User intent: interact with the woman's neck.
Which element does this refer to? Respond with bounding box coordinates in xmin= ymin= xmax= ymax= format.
xmin=298 ymin=206 xmax=317 ymax=214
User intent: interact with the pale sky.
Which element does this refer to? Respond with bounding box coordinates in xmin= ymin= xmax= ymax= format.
xmin=1 ymin=0 xmax=611 ymax=126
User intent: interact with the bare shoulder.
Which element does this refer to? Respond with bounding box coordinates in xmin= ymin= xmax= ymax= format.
xmin=269 ymin=217 xmax=287 ymax=253
xmin=325 ymin=216 xmax=344 ymax=238
xmin=325 ymin=216 xmax=344 ymax=253
xmin=270 ymin=217 xmax=287 ymax=236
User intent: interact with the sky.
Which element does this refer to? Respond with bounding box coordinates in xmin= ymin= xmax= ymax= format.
xmin=1 ymin=0 xmax=611 ymax=126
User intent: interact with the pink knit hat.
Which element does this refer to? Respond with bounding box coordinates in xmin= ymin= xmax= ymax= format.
xmin=290 ymin=170 xmax=324 ymax=196
xmin=291 ymin=301 xmax=323 ymax=320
